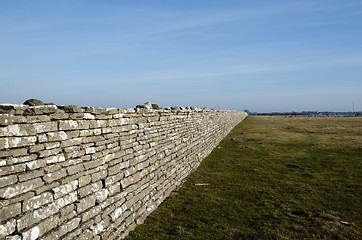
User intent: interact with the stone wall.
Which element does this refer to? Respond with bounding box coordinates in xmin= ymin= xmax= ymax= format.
xmin=0 ymin=104 xmax=247 ymax=240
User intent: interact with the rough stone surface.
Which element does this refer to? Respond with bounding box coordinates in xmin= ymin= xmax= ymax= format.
xmin=0 ymin=103 xmax=247 ymax=239
xmin=23 ymin=99 xmax=44 ymax=106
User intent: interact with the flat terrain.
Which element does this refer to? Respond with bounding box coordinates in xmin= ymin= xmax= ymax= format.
xmin=126 ymin=116 xmax=362 ymax=240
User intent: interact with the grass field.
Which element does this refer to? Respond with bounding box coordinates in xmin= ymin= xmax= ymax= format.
xmin=126 ymin=116 xmax=362 ymax=240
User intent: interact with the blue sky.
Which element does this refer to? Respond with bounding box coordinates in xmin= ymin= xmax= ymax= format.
xmin=1 ymin=0 xmax=361 ymax=112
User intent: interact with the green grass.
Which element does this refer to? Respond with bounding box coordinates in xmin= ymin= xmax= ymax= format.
xmin=126 ymin=116 xmax=362 ymax=240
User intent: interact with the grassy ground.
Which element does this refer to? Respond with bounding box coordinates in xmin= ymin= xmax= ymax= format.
xmin=126 ymin=116 xmax=362 ymax=240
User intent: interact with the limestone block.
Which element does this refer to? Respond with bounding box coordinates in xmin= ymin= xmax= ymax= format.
xmin=58 ymin=105 xmax=84 ymax=113
xmin=33 ymin=122 xmax=57 ymax=134
xmin=79 ymin=181 xmax=102 ymax=198
xmin=105 ymin=173 xmax=124 ymax=188
xmin=45 ymin=131 xmax=67 ymax=142
xmin=76 ymin=194 xmax=96 ymax=213
xmin=0 ymin=104 xmax=28 ymax=115
xmin=83 ymin=113 xmax=95 ymax=119
xmin=52 ymin=180 xmax=78 ymax=199
xmin=90 ymin=216 xmax=110 ymax=235
xmin=17 ymin=191 xmax=77 ymax=231
xmin=37 ymin=133 xmax=48 ymax=143
xmin=66 ymin=164 xmax=85 ymax=176
xmin=0 ymin=203 xmax=21 ymax=222
xmin=44 ymin=141 xmax=60 ymax=150
xmin=38 ymin=148 xmax=61 ymax=158
xmin=68 ymin=113 xmax=86 ymax=119
xmin=22 ymin=191 xmax=54 ymax=212
xmin=0 ymin=136 xmax=37 ymax=149
xmin=0 ymin=178 xmax=43 ymax=199
xmin=25 ymin=159 xmax=46 ymax=170
xmin=29 ymin=144 xmax=45 ymax=153
xmin=27 ymin=105 xmax=58 ymax=115
xmin=49 ymin=110 xmax=69 ymax=120
xmin=44 ymin=154 xmax=65 ymax=164
xmin=77 ymin=120 xmax=90 ymax=129
xmin=79 ymin=175 xmax=91 ymax=188
xmin=66 ymin=130 xmax=80 ymax=139
xmin=58 ymin=120 xmax=79 ymax=131
xmin=60 ymin=137 xmax=82 ymax=148
xmin=96 ymin=189 xmax=109 ymax=203
xmin=81 ymin=205 xmax=101 ymax=222
xmin=0 ymin=114 xmax=13 ymax=126
xmin=36 ymin=181 xmax=60 ymax=195
xmin=91 ymin=169 xmax=107 ymax=182
xmin=0 ymin=164 xmax=26 ymax=177
xmin=0 ymin=175 xmax=17 ymax=188
xmin=43 ymin=168 xmax=67 ymax=184
xmin=0 ymin=147 xmax=27 ymax=158
xmin=6 ymin=154 xmax=37 ymax=165
xmin=108 ymin=182 xmax=121 ymax=196
xmin=0 ymin=219 xmax=16 ymax=238
xmin=53 ymin=217 xmax=81 ymax=239
xmin=120 ymin=176 xmax=134 ymax=189
xmin=22 ymin=215 xmax=59 ymax=240
xmin=18 ymin=169 xmax=44 ymax=182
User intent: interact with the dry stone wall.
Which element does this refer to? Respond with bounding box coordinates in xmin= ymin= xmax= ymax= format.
xmin=0 ymin=104 xmax=247 ymax=240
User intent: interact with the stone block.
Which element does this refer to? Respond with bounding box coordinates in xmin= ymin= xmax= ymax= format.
xmin=60 ymin=137 xmax=82 ymax=148
xmin=52 ymin=180 xmax=78 ymax=199
xmin=77 ymin=120 xmax=90 ymax=129
xmin=52 ymin=217 xmax=81 ymax=239
xmin=43 ymin=168 xmax=67 ymax=184
xmin=0 ymin=219 xmax=16 ymax=238
xmin=44 ymin=154 xmax=65 ymax=164
xmin=21 ymin=215 xmax=59 ymax=240
xmin=58 ymin=105 xmax=84 ymax=113
xmin=0 ymin=114 xmax=13 ymax=126
xmin=79 ymin=181 xmax=102 ymax=198
xmin=66 ymin=129 xmax=79 ymax=138
xmin=22 ymin=191 xmax=54 ymax=212
xmin=37 ymin=133 xmax=48 ymax=143
xmin=108 ymin=182 xmax=121 ymax=196
xmin=8 ymin=191 xmax=35 ymax=205
xmin=1 ymin=136 xmax=37 ymax=149
xmin=0 ymin=175 xmax=17 ymax=188
xmin=105 ymin=173 xmax=124 ymax=187
xmin=96 ymin=189 xmax=109 ymax=203
xmin=0 ymin=178 xmax=43 ymax=199
xmin=33 ymin=122 xmax=57 ymax=133
xmin=58 ymin=120 xmax=79 ymax=130
xmin=0 ymin=147 xmax=27 ymax=158
xmin=81 ymin=205 xmax=101 ymax=222
xmin=17 ymin=191 xmax=77 ymax=231
xmin=25 ymin=105 xmax=58 ymax=115
xmin=49 ymin=110 xmax=69 ymax=120
xmin=36 ymin=181 xmax=60 ymax=195
xmin=29 ymin=144 xmax=45 ymax=153
xmin=120 ymin=176 xmax=134 ymax=189
xmin=68 ymin=113 xmax=86 ymax=119
xmin=0 ymin=203 xmax=21 ymax=222
xmin=76 ymin=194 xmax=96 ymax=213
xmin=39 ymin=148 xmax=61 ymax=158
xmin=18 ymin=169 xmax=44 ymax=182
xmin=46 ymin=131 xmax=68 ymax=141
xmin=66 ymin=164 xmax=85 ymax=176
xmin=79 ymin=175 xmax=91 ymax=188
xmin=0 ymin=164 xmax=26 ymax=177
xmin=6 ymin=154 xmax=37 ymax=165
xmin=44 ymin=141 xmax=60 ymax=149
xmin=25 ymin=159 xmax=46 ymax=170
xmin=91 ymin=169 xmax=107 ymax=182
